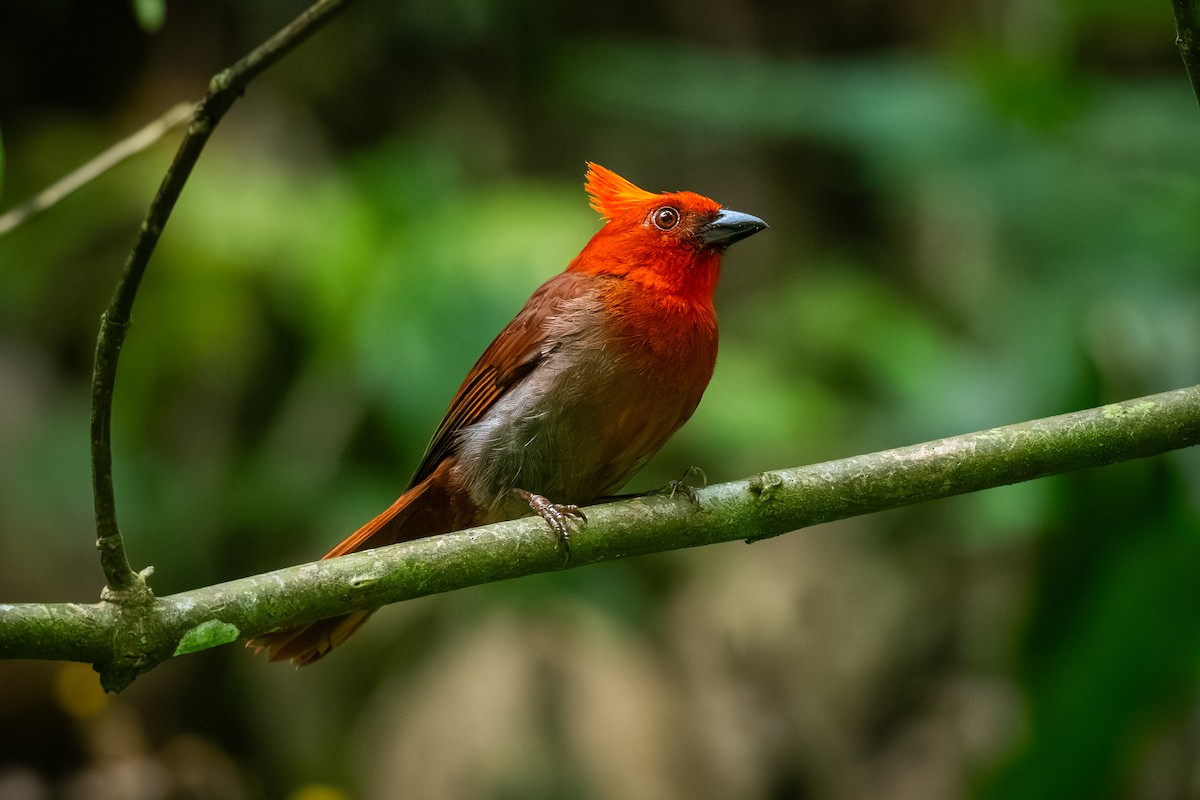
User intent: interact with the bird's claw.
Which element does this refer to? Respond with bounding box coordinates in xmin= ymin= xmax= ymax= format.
xmin=658 ymin=466 xmax=706 ymax=508
xmin=513 ymin=488 xmax=586 ymax=558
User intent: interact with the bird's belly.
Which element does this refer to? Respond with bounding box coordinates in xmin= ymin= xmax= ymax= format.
xmin=454 ymin=348 xmax=703 ymax=519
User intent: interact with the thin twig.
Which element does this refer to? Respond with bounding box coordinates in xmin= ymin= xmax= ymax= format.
xmin=1173 ymin=0 xmax=1200 ymax=108
xmin=0 ymin=102 xmax=195 ymax=237
xmin=5 ymin=384 xmax=1196 ymax=691
xmin=89 ymin=0 xmax=354 ymax=596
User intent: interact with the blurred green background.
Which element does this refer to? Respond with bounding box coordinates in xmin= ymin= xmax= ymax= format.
xmin=2 ymin=0 xmax=1199 ymax=797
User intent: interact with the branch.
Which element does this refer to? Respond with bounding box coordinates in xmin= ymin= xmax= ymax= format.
xmin=0 ymin=102 xmax=195 ymax=236
xmin=4 ymin=385 xmax=1196 ymax=692
xmin=1173 ymin=0 xmax=1200 ymax=107
xmin=89 ymin=0 xmax=353 ymax=597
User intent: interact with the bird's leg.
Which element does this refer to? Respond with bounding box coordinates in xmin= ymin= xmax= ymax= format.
xmin=513 ymin=488 xmax=587 ymax=558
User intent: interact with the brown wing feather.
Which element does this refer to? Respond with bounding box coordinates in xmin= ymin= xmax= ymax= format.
xmin=406 ymin=272 xmax=590 ymax=487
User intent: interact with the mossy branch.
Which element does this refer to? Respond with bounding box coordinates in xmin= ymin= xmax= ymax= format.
xmin=3 ymin=386 xmax=1197 ymax=692
xmin=88 ymin=0 xmax=353 ymax=597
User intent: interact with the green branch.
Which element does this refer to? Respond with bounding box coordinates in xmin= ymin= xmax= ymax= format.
xmin=88 ymin=0 xmax=353 ymax=596
xmin=1173 ymin=0 xmax=1200 ymax=107
xmin=4 ymin=386 xmax=1196 ymax=692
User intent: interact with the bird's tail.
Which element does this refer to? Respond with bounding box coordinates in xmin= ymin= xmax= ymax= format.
xmin=248 ymin=460 xmax=465 ymax=666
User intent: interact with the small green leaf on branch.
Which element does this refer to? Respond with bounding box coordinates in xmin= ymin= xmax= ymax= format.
xmin=174 ymin=619 xmax=240 ymax=656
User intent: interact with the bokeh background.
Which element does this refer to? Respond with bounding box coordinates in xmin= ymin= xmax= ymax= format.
xmin=2 ymin=0 xmax=1199 ymax=798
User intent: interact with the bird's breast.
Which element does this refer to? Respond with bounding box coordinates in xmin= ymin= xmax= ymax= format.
xmin=454 ymin=286 xmax=717 ymax=520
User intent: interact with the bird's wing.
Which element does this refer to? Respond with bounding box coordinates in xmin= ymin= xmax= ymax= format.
xmin=407 ymin=271 xmax=592 ymax=487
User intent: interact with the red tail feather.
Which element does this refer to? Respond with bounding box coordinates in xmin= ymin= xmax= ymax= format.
xmin=248 ymin=460 xmax=473 ymax=665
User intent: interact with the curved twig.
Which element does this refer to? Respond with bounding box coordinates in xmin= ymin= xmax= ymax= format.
xmin=89 ymin=0 xmax=354 ymax=596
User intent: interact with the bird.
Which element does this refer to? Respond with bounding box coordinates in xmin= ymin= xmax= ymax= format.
xmin=250 ymin=163 xmax=766 ymax=665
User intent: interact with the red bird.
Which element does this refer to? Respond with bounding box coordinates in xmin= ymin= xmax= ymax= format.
xmin=253 ymin=163 xmax=766 ymax=665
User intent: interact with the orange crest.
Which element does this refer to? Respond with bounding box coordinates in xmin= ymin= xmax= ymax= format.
xmin=585 ymin=163 xmax=658 ymax=221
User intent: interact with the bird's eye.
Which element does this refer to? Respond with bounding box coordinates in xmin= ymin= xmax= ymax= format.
xmin=652 ymin=206 xmax=681 ymax=231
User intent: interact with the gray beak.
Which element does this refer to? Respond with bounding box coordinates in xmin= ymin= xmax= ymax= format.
xmin=699 ymin=208 xmax=768 ymax=248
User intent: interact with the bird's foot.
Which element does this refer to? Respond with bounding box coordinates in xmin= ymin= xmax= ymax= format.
xmin=513 ymin=488 xmax=587 ymax=558
xmin=656 ymin=466 xmax=706 ymax=508
xmin=596 ymin=467 xmax=707 ymax=508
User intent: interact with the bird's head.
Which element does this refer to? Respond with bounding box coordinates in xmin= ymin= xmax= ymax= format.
xmin=569 ymin=163 xmax=766 ymax=305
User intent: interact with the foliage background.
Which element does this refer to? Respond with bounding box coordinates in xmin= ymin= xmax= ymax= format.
xmin=1 ymin=1 xmax=1199 ymax=797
